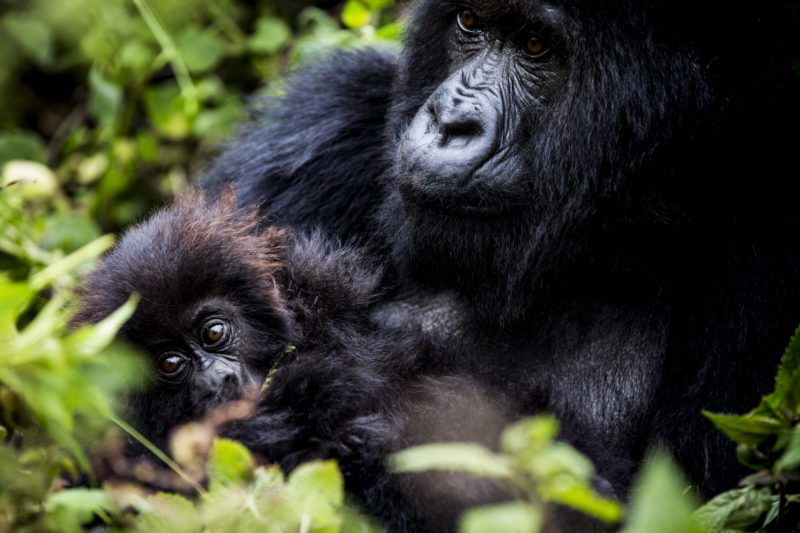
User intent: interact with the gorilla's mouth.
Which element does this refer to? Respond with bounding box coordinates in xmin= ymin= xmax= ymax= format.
xmin=398 ymin=177 xmax=523 ymax=218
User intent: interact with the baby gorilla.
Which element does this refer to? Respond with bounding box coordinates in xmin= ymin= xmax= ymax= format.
xmin=76 ymin=191 xmax=512 ymax=532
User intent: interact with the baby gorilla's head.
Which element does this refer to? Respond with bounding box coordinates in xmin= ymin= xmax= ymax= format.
xmin=75 ymin=191 xmax=293 ymax=449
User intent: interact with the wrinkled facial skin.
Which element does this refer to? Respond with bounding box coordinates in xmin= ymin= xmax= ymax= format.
xmin=396 ymin=2 xmax=566 ymax=216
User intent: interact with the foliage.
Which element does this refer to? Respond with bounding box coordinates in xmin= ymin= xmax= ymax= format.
xmin=392 ymin=414 xmax=625 ymax=532
xmin=0 ymin=0 xmax=402 ymax=232
xmin=0 ymin=184 xmax=141 ymax=530
xmin=697 ymin=327 xmax=800 ymax=532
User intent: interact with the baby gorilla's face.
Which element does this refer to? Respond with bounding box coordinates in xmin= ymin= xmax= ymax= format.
xmin=74 ymin=190 xmax=293 ymax=448
xmin=124 ymin=296 xmax=266 ymax=432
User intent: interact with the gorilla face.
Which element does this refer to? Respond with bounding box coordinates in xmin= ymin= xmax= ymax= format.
xmin=385 ymin=0 xmax=710 ymax=317
xmin=396 ymin=4 xmax=567 ymax=217
xmin=123 ymin=297 xmax=262 ymax=418
xmin=75 ymin=192 xmax=292 ymax=448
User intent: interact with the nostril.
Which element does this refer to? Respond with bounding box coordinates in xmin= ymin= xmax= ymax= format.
xmin=439 ymin=117 xmax=484 ymax=147
xmin=442 ymin=119 xmax=483 ymax=138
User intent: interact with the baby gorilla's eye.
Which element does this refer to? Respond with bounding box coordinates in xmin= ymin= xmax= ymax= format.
xmin=457 ymin=10 xmax=478 ymax=32
xmin=157 ymin=353 xmax=186 ymax=376
xmin=201 ymin=319 xmax=228 ymax=348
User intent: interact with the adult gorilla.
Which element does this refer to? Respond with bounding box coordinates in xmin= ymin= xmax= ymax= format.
xmin=203 ymin=0 xmax=800 ymax=497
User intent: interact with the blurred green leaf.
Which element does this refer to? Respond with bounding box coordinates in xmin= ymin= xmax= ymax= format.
xmin=548 ymin=484 xmax=623 ymax=523
xmin=622 ymin=452 xmax=704 ymax=533
xmin=176 ymin=28 xmax=226 ymax=74
xmin=0 ymin=131 xmax=47 ymax=166
xmin=362 ymin=0 xmax=394 ymax=10
xmin=391 ymin=442 xmax=513 ymax=478
xmin=341 ymin=0 xmax=372 ymax=29
xmin=501 ymin=415 xmax=558 ymax=455
xmin=89 ymin=68 xmax=124 ymax=131
xmin=193 ymin=101 xmax=244 ymax=140
xmin=144 ymin=81 xmax=194 ymax=139
xmin=285 ymin=460 xmax=345 ymax=532
xmin=208 ymin=438 xmax=255 ymax=491
xmin=249 ymin=16 xmax=292 ymax=55
xmin=40 ymin=213 xmax=102 ymax=252
xmin=118 ymin=40 xmax=156 ymax=70
xmin=30 ymin=234 xmax=114 ymax=290
xmin=44 ymin=488 xmax=113 ymax=526
xmin=2 ymin=160 xmax=59 ymax=200
xmin=460 ymin=502 xmax=541 ymax=533
xmin=1 ymin=13 xmax=53 ymax=65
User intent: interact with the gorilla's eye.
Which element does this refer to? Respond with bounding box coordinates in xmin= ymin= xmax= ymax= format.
xmin=457 ymin=11 xmax=478 ymax=31
xmin=157 ymin=353 xmax=186 ymax=376
xmin=201 ymin=319 xmax=228 ymax=348
xmin=526 ymin=36 xmax=548 ymax=57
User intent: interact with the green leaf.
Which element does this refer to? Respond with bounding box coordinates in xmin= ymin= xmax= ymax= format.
xmin=144 ymin=82 xmax=194 ymax=139
xmin=362 ymin=0 xmax=394 ymax=10
xmin=0 ymin=131 xmax=47 ymax=166
xmin=249 ymin=17 xmax=292 ymax=55
xmin=253 ymin=464 xmax=285 ymax=492
xmin=764 ymin=325 xmax=800 ymax=416
xmin=0 ymin=276 xmax=34 ymax=338
xmin=285 ymin=460 xmax=345 ymax=532
xmin=735 ymin=443 xmax=771 ymax=470
xmin=341 ymin=0 xmax=372 ymax=29
xmin=775 ymin=424 xmax=800 ymax=472
xmin=193 ymin=101 xmax=244 ymax=140
xmin=64 ymin=293 xmax=138 ymax=358
xmin=1 ymin=160 xmax=59 ymax=200
xmin=118 ymin=40 xmax=156 ymax=71
xmin=208 ymin=438 xmax=255 ymax=491
xmin=40 ymin=213 xmax=102 ymax=252
xmin=30 ymin=234 xmax=115 ymax=291
xmin=88 ymin=68 xmax=123 ymax=130
xmin=501 ymin=414 xmax=558 ymax=455
xmin=703 ymin=411 xmax=785 ymax=445
xmin=375 ymin=22 xmax=403 ymax=41
xmin=391 ymin=442 xmax=513 ymax=478
xmin=340 ymin=505 xmax=384 ymax=533
xmin=44 ymin=488 xmax=112 ymax=525
xmin=176 ymin=28 xmax=226 ymax=74
xmin=529 ymin=442 xmax=594 ymax=481
xmin=694 ymin=486 xmax=772 ymax=530
xmin=547 ymin=484 xmax=624 ymax=523
xmin=460 ymin=502 xmax=542 ymax=533
xmin=1 ymin=13 xmax=53 ymax=65
xmin=622 ymin=451 xmax=704 ymax=533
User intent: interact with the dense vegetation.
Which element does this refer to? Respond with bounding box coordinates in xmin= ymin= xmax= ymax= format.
xmin=1 ymin=0 xmax=799 ymax=531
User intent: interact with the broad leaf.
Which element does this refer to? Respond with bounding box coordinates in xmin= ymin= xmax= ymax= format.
xmin=391 ymin=442 xmax=513 ymax=478
xmin=694 ymin=486 xmax=772 ymax=530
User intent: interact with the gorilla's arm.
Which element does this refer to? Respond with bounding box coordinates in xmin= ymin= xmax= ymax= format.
xmin=201 ymin=49 xmax=396 ymax=247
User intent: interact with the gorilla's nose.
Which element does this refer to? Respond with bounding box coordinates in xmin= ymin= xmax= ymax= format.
xmin=399 ymin=76 xmax=498 ymax=185
xmin=432 ymin=98 xmax=486 ymax=149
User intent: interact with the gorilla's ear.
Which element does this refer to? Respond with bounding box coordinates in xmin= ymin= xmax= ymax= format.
xmin=284 ymin=231 xmax=383 ymax=317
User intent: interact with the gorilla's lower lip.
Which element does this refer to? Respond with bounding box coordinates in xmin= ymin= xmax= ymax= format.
xmin=398 ymin=179 xmax=520 ymax=218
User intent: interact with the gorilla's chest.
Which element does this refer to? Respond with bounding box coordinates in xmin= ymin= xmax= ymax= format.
xmin=374 ymin=293 xmax=667 ymax=452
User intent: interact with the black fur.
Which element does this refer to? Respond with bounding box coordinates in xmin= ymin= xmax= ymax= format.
xmin=202 ymin=0 xmax=800 ymax=498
